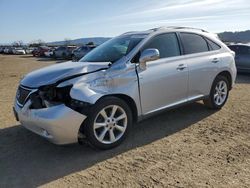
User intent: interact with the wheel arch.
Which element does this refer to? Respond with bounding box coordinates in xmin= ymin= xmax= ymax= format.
xmin=96 ymin=94 xmax=138 ymax=123
xmin=216 ymin=71 xmax=232 ymax=90
xmin=77 ymin=93 xmax=138 ymax=144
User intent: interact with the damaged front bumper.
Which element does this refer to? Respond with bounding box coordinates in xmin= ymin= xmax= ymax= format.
xmin=13 ymin=99 xmax=87 ymax=145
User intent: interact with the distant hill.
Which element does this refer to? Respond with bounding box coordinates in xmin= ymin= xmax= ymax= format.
xmin=47 ymin=37 xmax=111 ymax=46
xmin=218 ymin=30 xmax=250 ymax=43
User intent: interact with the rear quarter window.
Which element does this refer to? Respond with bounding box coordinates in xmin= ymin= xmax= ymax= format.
xmin=180 ymin=33 xmax=209 ymax=54
xmin=206 ymin=39 xmax=221 ymax=51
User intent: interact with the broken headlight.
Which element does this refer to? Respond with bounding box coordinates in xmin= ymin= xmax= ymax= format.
xmin=30 ymin=85 xmax=73 ymax=109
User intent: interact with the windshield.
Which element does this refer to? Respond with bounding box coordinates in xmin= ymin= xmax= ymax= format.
xmin=80 ymin=34 xmax=145 ymax=63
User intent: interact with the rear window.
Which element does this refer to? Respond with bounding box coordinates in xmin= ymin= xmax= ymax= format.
xmin=180 ymin=33 xmax=209 ymax=54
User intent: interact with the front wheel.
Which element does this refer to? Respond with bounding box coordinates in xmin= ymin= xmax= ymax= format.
xmin=203 ymin=75 xmax=229 ymax=109
xmin=83 ymin=97 xmax=132 ymax=149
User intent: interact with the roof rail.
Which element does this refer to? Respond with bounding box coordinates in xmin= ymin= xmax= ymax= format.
xmin=151 ymin=26 xmax=208 ymax=33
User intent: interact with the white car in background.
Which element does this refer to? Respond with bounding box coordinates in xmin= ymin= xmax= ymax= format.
xmin=13 ymin=48 xmax=26 ymax=55
xmin=25 ymin=48 xmax=35 ymax=54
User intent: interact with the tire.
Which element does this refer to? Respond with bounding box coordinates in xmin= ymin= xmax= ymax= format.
xmin=203 ymin=75 xmax=229 ymax=109
xmin=83 ymin=96 xmax=132 ymax=150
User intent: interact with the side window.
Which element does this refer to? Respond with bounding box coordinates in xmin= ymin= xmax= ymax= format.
xmin=206 ymin=39 xmax=221 ymax=51
xmin=180 ymin=33 xmax=209 ymax=54
xmin=142 ymin=33 xmax=181 ymax=59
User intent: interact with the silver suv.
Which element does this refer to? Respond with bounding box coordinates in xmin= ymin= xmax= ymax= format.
xmin=13 ymin=27 xmax=236 ymax=149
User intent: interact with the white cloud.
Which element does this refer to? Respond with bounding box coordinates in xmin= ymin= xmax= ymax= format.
xmin=76 ymin=0 xmax=250 ymax=34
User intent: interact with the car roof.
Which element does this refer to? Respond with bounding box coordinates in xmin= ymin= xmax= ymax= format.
xmin=123 ymin=26 xmax=208 ymax=34
xmin=121 ymin=26 xmax=218 ymax=40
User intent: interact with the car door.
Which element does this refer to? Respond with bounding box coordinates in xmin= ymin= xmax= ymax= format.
xmin=179 ymin=32 xmax=221 ymax=99
xmin=137 ymin=33 xmax=188 ymax=115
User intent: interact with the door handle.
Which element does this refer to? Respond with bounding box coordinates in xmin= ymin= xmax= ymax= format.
xmin=212 ymin=58 xmax=219 ymax=63
xmin=177 ymin=64 xmax=187 ymax=71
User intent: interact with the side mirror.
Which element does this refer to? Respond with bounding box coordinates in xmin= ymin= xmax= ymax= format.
xmin=139 ymin=48 xmax=160 ymax=69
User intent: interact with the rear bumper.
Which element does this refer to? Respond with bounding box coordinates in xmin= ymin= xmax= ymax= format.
xmin=14 ymin=99 xmax=86 ymax=145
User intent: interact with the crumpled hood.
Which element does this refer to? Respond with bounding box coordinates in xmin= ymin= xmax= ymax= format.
xmin=21 ymin=61 xmax=110 ymax=88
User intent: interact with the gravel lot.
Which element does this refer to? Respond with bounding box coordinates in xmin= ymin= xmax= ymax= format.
xmin=0 ymin=55 xmax=250 ymax=188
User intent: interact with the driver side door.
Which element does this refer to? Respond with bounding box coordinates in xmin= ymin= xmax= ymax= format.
xmin=137 ymin=33 xmax=189 ymax=115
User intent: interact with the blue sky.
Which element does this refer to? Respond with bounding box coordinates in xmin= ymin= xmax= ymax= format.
xmin=0 ymin=0 xmax=250 ymax=43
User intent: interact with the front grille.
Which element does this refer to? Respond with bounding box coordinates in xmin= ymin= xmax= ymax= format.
xmin=16 ymin=86 xmax=32 ymax=106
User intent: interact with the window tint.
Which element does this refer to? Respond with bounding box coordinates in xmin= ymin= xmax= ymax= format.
xmin=180 ymin=33 xmax=209 ymax=54
xmin=206 ymin=39 xmax=221 ymax=51
xmin=142 ymin=33 xmax=180 ymax=58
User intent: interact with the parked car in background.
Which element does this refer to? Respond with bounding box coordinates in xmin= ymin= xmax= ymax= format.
xmin=13 ymin=27 xmax=236 ymax=149
xmin=25 ymin=47 xmax=35 ymax=54
xmin=3 ymin=47 xmax=14 ymax=54
xmin=13 ymin=48 xmax=26 ymax=55
xmin=72 ymin=45 xmax=96 ymax=61
xmin=228 ymin=44 xmax=250 ymax=73
xmin=53 ymin=46 xmax=76 ymax=59
xmin=32 ymin=46 xmax=50 ymax=57
xmin=44 ymin=48 xmax=55 ymax=57
xmin=0 ymin=47 xmax=4 ymax=53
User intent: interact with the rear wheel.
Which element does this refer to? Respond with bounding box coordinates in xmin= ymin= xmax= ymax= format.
xmin=203 ymin=75 xmax=229 ymax=109
xmin=83 ymin=97 xmax=132 ymax=149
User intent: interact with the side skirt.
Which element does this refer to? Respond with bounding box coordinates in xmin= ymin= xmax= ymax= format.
xmin=137 ymin=95 xmax=208 ymax=122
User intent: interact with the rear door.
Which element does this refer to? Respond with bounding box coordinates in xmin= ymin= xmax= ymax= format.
xmin=179 ymin=32 xmax=221 ymax=99
xmin=137 ymin=33 xmax=189 ymax=115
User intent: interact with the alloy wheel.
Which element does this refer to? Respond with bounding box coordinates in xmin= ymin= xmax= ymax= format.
xmin=214 ymin=80 xmax=228 ymax=106
xmin=93 ymin=105 xmax=128 ymax=144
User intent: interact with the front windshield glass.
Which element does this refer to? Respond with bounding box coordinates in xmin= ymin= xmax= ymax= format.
xmin=80 ymin=34 xmax=145 ymax=63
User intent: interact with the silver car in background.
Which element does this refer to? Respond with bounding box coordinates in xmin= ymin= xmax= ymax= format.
xmin=13 ymin=27 xmax=236 ymax=149
xmin=72 ymin=45 xmax=96 ymax=61
xmin=53 ymin=46 xmax=76 ymax=59
xmin=13 ymin=48 xmax=26 ymax=55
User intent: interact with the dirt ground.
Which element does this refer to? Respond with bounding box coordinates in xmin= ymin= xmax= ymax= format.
xmin=0 ymin=55 xmax=249 ymax=188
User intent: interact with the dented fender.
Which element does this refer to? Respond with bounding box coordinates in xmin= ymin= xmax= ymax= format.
xmin=69 ymin=62 xmax=142 ymax=116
